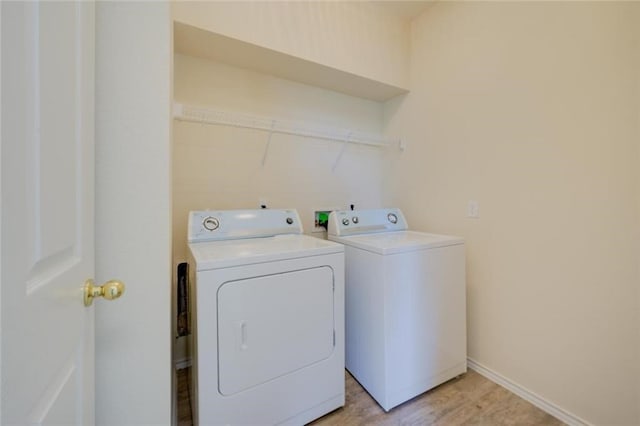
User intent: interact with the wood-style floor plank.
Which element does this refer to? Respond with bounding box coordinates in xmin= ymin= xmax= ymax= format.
xmin=176 ymin=368 xmax=564 ymax=425
xmin=177 ymin=366 xmax=192 ymax=426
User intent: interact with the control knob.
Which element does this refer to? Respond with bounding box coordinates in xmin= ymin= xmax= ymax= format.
xmin=203 ymin=216 xmax=220 ymax=231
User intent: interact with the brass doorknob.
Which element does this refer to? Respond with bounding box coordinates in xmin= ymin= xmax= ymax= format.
xmin=84 ymin=279 xmax=125 ymax=307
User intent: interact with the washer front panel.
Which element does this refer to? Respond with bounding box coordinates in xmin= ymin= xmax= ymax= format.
xmin=336 ymin=240 xmax=466 ymax=411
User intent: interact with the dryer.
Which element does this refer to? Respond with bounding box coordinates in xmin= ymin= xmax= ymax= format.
xmin=328 ymin=208 xmax=466 ymax=412
xmin=187 ymin=209 xmax=345 ymax=425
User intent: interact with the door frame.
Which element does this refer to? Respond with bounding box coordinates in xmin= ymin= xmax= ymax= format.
xmin=94 ymin=2 xmax=172 ymax=424
xmin=0 ymin=3 xmax=3 ymax=419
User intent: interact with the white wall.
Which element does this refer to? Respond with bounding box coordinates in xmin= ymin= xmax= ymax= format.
xmin=95 ymin=2 xmax=172 ymax=424
xmin=384 ymin=2 xmax=640 ymax=425
xmin=172 ymin=0 xmax=409 ymax=90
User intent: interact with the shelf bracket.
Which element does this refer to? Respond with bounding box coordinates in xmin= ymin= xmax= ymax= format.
xmin=261 ymin=120 xmax=276 ymax=167
xmin=332 ymin=132 xmax=351 ymax=173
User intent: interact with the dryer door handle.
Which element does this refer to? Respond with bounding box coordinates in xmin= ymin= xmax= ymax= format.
xmin=240 ymin=321 xmax=248 ymax=351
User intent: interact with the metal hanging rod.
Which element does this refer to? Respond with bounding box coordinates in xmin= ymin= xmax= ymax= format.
xmin=173 ymin=103 xmax=397 ymax=148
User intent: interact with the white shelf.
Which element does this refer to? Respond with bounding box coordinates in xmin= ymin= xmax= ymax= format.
xmin=173 ymin=103 xmax=398 ymax=148
xmin=174 ymin=22 xmax=410 ymax=102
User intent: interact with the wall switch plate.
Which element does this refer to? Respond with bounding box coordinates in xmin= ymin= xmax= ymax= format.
xmin=467 ymin=200 xmax=479 ymax=218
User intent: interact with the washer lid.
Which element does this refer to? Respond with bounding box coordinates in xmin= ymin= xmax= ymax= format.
xmin=189 ymin=234 xmax=344 ymax=270
xmin=329 ymin=230 xmax=463 ymax=255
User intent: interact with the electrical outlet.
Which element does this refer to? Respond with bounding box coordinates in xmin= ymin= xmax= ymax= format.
xmin=467 ymin=200 xmax=479 ymax=218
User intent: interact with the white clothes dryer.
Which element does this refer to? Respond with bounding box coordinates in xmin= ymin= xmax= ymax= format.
xmin=328 ymin=208 xmax=466 ymax=412
xmin=187 ymin=209 xmax=345 ymax=425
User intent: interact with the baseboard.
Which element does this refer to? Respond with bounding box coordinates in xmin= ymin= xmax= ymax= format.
xmin=175 ymin=357 xmax=192 ymax=370
xmin=467 ymin=358 xmax=592 ymax=426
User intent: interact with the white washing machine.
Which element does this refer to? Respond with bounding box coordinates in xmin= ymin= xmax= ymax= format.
xmin=187 ymin=209 xmax=345 ymax=425
xmin=327 ymin=208 xmax=466 ymax=412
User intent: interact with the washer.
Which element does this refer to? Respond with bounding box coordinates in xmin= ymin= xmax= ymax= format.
xmin=328 ymin=208 xmax=466 ymax=412
xmin=187 ymin=209 xmax=345 ymax=425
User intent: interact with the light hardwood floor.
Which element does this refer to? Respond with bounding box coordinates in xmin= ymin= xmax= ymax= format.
xmin=176 ymin=368 xmax=564 ymax=425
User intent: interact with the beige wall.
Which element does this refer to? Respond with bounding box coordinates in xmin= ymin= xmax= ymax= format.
xmin=173 ymin=54 xmax=386 ymax=263
xmin=172 ymin=0 xmax=409 ymax=89
xmin=172 ymin=54 xmax=388 ymax=361
xmin=171 ymin=0 xmax=409 ymax=373
xmin=384 ymin=2 xmax=640 ymax=424
xmin=172 ymin=1 xmax=640 ymax=423
xmin=636 ymin=4 xmax=640 ymax=417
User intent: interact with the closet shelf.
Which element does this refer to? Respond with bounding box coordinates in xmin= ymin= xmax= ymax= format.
xmin=173 ymin=103 xmax=398 ymax=148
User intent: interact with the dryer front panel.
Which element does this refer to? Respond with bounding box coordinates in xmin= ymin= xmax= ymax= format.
xmin=217 ymin=266 xmax=335 ymax=396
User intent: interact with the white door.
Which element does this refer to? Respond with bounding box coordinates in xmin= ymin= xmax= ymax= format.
xmin=1 ymin=1 xmax=104 ymax=424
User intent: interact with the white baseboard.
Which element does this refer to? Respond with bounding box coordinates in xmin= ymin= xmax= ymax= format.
xmin=175 ymin=357 xmax=192 ymax=370
xmin=467 ymin=358 xmax=592 ymax=426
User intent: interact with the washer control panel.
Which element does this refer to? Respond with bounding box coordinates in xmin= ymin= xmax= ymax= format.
xmin=327 ymin=208 xmax=408 ymax=237
xmin=188 ymin=209 xmax=302 ymax=242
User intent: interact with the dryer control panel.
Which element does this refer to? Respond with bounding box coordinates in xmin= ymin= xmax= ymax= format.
xmin=327 ymin=208 xmax=408 ymax=237
xmin=188 ymin=209 xmax=303 ymax=242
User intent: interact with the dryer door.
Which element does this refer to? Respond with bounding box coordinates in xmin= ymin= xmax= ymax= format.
xmin=217 ymin=266 xmax=335 ymax=395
